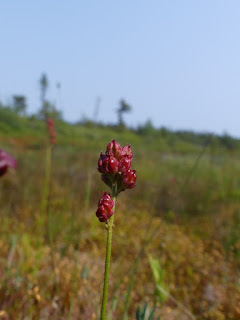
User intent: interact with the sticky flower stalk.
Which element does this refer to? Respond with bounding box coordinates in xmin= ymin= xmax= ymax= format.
xmin=41 ymin=119 xmax=58 ymax=291
xmin=41 ymin=143 xmax=59 ymax=293
xmin=100 ymin=186 xmax=116 ymax=320
xmin=41 ymin=144 xmax=52 ymax=218
xmin=97 ymin=140 xmax=136 ymax=319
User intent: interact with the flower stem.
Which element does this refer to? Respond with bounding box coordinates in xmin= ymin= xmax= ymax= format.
xmin=100 ymin=192 xmax=116 ymax=320
xmin=41 ymin=145 xmax=52 ymax=218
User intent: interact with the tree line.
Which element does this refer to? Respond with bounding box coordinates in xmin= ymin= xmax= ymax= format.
xmin=1 ymin=73 xmax=132 ymax=127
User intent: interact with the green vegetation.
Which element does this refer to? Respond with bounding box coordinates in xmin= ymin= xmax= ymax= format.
xmin=0 ymin=107 xmax=240 ymax=319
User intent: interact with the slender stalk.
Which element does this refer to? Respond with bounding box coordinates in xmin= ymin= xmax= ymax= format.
xmin=100 ymin=190 xmax=116 ymax=320
xmin=42 ymin=144 xmax=58 ymax=291
xmin=41 ymin=145 xmax=52 ymax=218
xmin=43 ymin=145 xmax=52 ymax=240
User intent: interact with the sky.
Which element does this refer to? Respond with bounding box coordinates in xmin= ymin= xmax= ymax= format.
xmin=0 ymin=1 xmax=240 ymax=136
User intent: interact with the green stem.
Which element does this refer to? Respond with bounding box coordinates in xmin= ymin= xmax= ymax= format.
xmin=100 ymin=191 xmax=116 ymax=320
xmin=41 ymin=145 xmax=52 ymax=218
xmin=41 ymin=144 xmax=58 ymax=291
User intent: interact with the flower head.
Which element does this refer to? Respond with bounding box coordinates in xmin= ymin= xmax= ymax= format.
xmin=97 ymin=139 xmax=136 ymax=195
xmin=96 ymin=192 xmax=115 ymax=222
xmin=0 ymin=150 xmax=17 ymax=177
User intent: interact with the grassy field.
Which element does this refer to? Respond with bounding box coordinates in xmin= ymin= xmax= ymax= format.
xmin=0 ymin=108 xmax=240 ymax=319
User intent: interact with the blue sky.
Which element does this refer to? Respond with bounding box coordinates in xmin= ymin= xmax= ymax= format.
xmin=1 ymin=1 xmax=240 ymax=136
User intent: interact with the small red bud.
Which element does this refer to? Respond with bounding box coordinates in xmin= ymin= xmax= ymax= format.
xmin=98 ymin=154 xmax=118 ymax=175
xmin=96 ymin=192 xmax=115 ymax=222
xmin=118 ymin=156 xmax=132 ymax=173
xmin=121 ymin=144 xmax=133 ymax=160
xmin=97 ymin=153 xmax=105 ymax=173
xmin=122 ymin=170 xmax=137 ymax=190
xmin=106 ymin=139 xmax=122 ymax=159
xmin=107 ymin=156 xmax=118 ymax=175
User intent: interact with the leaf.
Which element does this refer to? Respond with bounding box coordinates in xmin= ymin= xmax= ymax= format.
xmin=136 ymin=306 xmax=142 ymax=320
xmin=148 ymin=306 xmax=156 ymax=320
xmin=148 ymin=255 xmax=162 ymax=283
xmin=148 ymin=255 xmax=168 ymax=303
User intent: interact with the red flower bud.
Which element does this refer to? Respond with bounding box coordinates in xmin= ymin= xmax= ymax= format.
xmin=107 ymin=156 xmax=118 ymax=174
xmin=96 ymin=192 xmax=115 ymax=222
xmin=121 ymin=144 xmax=133 ymax=160
xmin=98 ymin=154 xmax=118 ymax=176
xmin=122 ymin=170 xmax=137 ymax=190
xmin=97 ymin=153 xmax=105 ymax=173
xmin=0 ymin=150 xmax=17 ymax=177
xmin=106 ymin=139 xmax=122 ymax=159
xmin=118 ymin=156 xmax=132 ymax=173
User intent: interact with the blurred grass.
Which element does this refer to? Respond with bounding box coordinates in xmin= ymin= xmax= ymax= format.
xmin=0 ymin=109 xmax=240 ymax=319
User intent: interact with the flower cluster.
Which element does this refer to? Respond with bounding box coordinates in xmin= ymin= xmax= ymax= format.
xmin=96 ymin=192 xmax=115 ymax=222
xmin=0 ymin=149 xmax=17 ymax=177
xmin=97 ymin=139 xmax=137 ymax=194
xmin=47 ymin=118 xmax=56 ymax=145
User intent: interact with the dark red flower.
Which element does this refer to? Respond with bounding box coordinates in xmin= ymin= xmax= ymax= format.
xmin=0 ymin=150 xmax=17 ymax=177
xmin=97 ymin=153 xmax=105 ymax=173
xmin=98 ymin=153 xmax=118 ymax=176
xmin=96 ymin=192 xmax=115 ymax=222
xmin=121 ymin=144 xmax=133 ymax=160
xmin=97 ymin=140 xmax=136 ymax=194
xmin=106 ymin=139 xmax=122 ymax=159
xmin=122 ymin=170 xmax=137 ymax=190
xmin=118 ymin=156 xmax=132 ymax=173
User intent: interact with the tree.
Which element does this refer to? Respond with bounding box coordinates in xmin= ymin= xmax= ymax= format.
xmin=137 ymin=119 xmax=155 ymax=135
xmin=12 ymin=95 xmax=27 ymax=115
xmin=37 ymin=73 xmax=63 ymax=120
xmin=219 ymin=132 xmax=237 ymax=151
xmin=117 ymin=99 xmax=131 ymax=126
